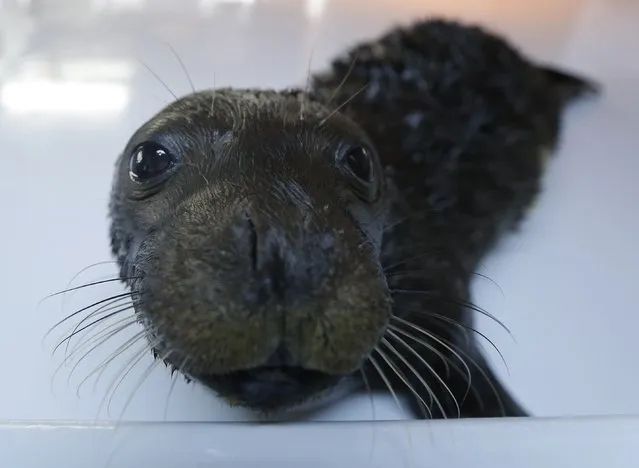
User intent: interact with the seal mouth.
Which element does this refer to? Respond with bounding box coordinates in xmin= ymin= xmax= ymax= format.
xmin=197 ymin=366 xmax=341 ymax=411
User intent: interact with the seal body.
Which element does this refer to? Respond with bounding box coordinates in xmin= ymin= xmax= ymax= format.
xmin=108 ymin=18 xmax=598 ymax=418
xmin=310 ymin=19 xmax=598 ymax=417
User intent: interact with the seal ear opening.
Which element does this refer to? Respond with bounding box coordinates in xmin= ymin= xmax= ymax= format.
xmin=539 ymin=65 xmax=602 ymax=105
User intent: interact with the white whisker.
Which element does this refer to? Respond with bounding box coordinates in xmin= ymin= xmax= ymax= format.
xmin=318 ymin=83 xmax=369 ymax=127
xmin=367 ymin=355 xmax=404 ymax=417
xmin=76 ymin=329 xmax=147 ymax=396
xmin=164 ymin=41 xmax=195 ymax=94
xmin=389 ymin=318 xmax=472 ymax=410
xmin=324 ymin=53 xmax=359 ymax=107
xmin=117 ymin=349 xmax=172 ymax=426
xmin=383 ymin=333 xmax=453 ymax=418
xmin=374 ymin=346 xmax=432 ymax=419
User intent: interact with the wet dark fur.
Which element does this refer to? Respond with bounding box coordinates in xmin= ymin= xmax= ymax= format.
xmin=108 ymin=18 xmax=599 ymax=419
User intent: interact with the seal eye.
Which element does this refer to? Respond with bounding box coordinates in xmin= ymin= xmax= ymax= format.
xmin=340 ymin=144 xmax=380 ymax=202
xmin=344 ymin=146 xmax=373 ymax=184
xmin=129 ymin=142 xmax=175 ymax=183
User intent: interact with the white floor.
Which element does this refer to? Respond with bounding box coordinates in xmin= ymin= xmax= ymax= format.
xmin=0 ymin=0 xmax=638 ymax=464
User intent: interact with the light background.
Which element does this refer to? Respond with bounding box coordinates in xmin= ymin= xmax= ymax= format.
xmin=0 ymin=0 xmax=637 ymax=427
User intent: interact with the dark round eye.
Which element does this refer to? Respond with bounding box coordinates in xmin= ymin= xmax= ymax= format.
xmin=339 ymin=144 xmax=381 ymax=202
xmin=343 ymin=145 xmax=374 ymax=184
xmin=128 ymin=142 xmax=175 ymax=183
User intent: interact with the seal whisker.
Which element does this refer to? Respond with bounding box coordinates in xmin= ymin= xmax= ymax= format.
xmin=367 ymin=354 xmax=404 ymax=417
xmin=470 ymin=272 xmax=505 ymax=297
xmin=386 ymin=269 xmax=440 ymax=280
xmin=380 ymin=242 xmax=500 ymax=288
xmin=61 ymin=260 xmax=117 ymax=283
xmin=50 ymin=316 xmax=140 ymax=396
xmin=42 ymin=277 xmax=137 ymax=303
xmin=393 ymin=305 xmax=472 ymax=348
xmin=64 ymin=311 xmax=138 ymax=382
xmin=69 ymin=301 xmax=139 ymax=351
xmin=389 ymin=324 xmax=479 ymax=407
xmin=163 ymin=375 xmax=179 ymax=422
xmin=62 ymin=299 xmax=137 ymax=358
xmin=324 ymin=52 xmax=359 ymax=107
xmin=389 ymin=321 xmax=494 ymax=413
xmin=164 ymin=357 xmax=188 ymax=422
xmin=67 ymin=312 xmax=139 ymax=367
xmin=359 ymin=368 xmax=378 ymax=465
xmin=182 ymin=157 xmax=212 ymax=187
xmin=55 ymin=305 xmax=136 ymax=358
xmin=94 ymin=343 xmax=148 ymax=420
xmin=208 ymin=72 xmax=217 ymax=118
xmin=57 ymin=314 xmax=140 ymax=373
xmin=98 ymin=337 xmax=160 ymax=419
xmin=389 ymin=317 xmax=471 ymax=373
xmin=389 ymin=319 xmax=474 ymax=403
xmin=47 ymin=292 xmax=137 ymax=347
xmin=382 ymin=216 xmax=410 ymax=234
xmin=65 ymin=260 xmax=118 ymax=281
xmin=398 ymin=306 xmax=509 ymax=371
xmin=435 ymin=295 xmax=513 ymax=339
xmin=164 ymin=41 xmax=196 ymax=94
xmin=135 ymin=57 xmax=179 ymax=101
xmin=391 ymin=289 xmax=511 ymax=336
xmin=46 ymin=294 xmax=133 ymax=352
xmin=382 ymin=250 xmax=447 ymax=273
xmin=375 ymin=343 xmax=433 ymax=418
xmin=382 ymin=333 xmax=454 ymax=418
xmin=438 ymin=337 xmax=506 ymax=416
xmin=318 ymin=82 xmax=369 ymax=127
xmin=117 ymin=349 xmax=173 ymax=424
xmin=88 ymin=329 xmax=149 ymax=396
xmin=300 ymin=41 xmax=317 ymax=121
xmin=359 ymin=367 xmax=376 ymax=421
xmin=43 ymin=261 xmax=123 ymax=334
xmin=387 ymin=271 xmax=504 ymax=303
xmin=388 ymin=314 xmax=451 ymax=375
xmin=45 ymin=293 xmax=134 ymax=352
xmin=384 ymin=329 xmax=449 ymax=400
xmin=370 ymin=350 xmax=418 ymax=457
xmin=72 ymin=325 xmax=145 ymax=396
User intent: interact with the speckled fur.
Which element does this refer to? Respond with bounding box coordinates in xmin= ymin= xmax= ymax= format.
xmin=109 ymin=18 xmax=598 ymax=418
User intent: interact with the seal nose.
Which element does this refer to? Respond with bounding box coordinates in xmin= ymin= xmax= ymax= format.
xmin=239 ymin=213 xmax=294 ymax=303
xmin=233 ymin=206 xmax=332 ymax=308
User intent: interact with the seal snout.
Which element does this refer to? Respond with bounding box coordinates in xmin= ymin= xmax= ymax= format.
xmin=144 ymin=194 xmax=391 ymax=381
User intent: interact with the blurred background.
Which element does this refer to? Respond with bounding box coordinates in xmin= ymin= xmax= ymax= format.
xmin=0 ymin=0 xmax=637 ymax=424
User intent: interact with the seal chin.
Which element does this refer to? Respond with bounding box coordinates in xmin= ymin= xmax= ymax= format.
xmin=196 ymin=366 xmax=342 ymax=412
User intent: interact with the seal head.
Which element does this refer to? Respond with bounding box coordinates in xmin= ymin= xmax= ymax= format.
xmin=109 ymin=89 xmax=391 ymax=412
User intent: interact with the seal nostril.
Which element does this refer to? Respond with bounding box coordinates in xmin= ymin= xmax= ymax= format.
xmin=246 ymin=215 xmax=258 ymax=271
xmin=239 ymin=212 xmax=289 ymax=302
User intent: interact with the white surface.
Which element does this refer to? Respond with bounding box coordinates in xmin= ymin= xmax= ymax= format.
xmin=1 ymin=416 xmax=639 ymax=467
xmin=0 ymin=0 xmax=638 ymax=465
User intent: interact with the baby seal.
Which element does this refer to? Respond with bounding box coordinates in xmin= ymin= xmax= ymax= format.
xmin=108 ymin=18 xmax=598 ymax=418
